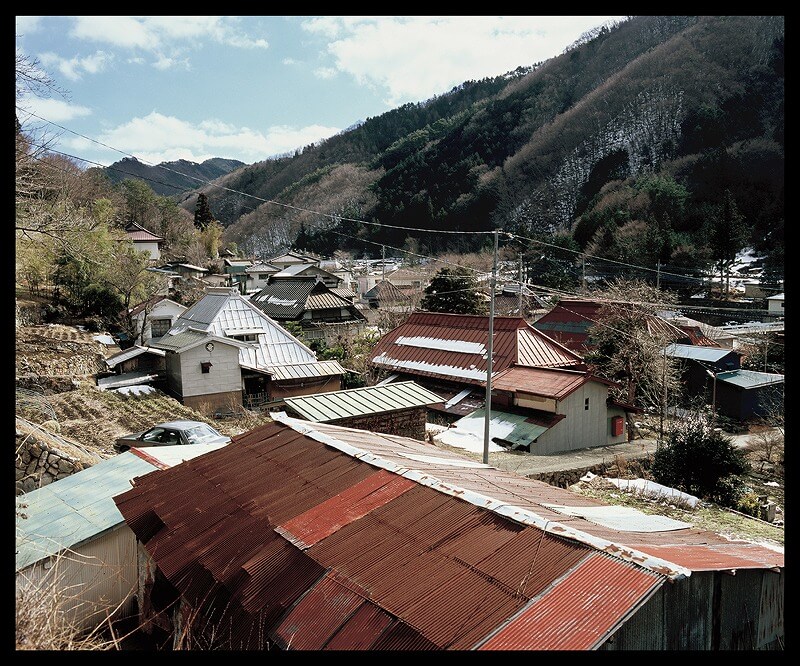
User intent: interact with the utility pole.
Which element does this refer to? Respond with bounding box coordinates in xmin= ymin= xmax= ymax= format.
xmin=518 ymin=253 xmax=523 ymax=315
xmin=381 ymin=245 xmax=386 ymax=283
xmin=483 ymin=229 xmax=498 ymax=465
xmin=656 ymin=261 xmax=661 ymax=289
xmin=660 ymin=348 xmax=667 ymax=441
xmin=582 ymin=256 xmax=586 ymax=291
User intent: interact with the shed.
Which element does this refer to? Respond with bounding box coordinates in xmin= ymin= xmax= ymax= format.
xmin=283 ymin=381 xmax=444 ymax=439
xmin=713 ymin=369 xmax=785 ymax=421
xmin=112 ymin=415 xmax=783 ymax=650
xmin=15 ymin=443 xmax=230 ymax=634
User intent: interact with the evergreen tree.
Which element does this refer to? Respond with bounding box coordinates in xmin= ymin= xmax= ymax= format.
xmin=194 ymin=193 xmax=214 ymax=230
xmin=421 ymin=266 xmax=485 ymax=314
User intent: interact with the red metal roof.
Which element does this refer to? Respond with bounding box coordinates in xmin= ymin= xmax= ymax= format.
xmin=492 ymin=365 xmax=615 ymax=399
xmin=533 ymin=299 xmax=691 ymax=352
xmin=478 ymin=552 xmax=662 ymax=650
xmin=113 ymin=416 xmax=783 ymax=650
xmin=368 ymin=311 xmax=583 ymax=386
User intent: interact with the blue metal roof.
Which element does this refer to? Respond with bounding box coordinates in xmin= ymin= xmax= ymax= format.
xmin=717 ymin=369 xmax=785 ymax=388
xmin=664 ymin=343 xmax=735 ymax=362
xmin=16 ymin=453 xmax=158 ymax=571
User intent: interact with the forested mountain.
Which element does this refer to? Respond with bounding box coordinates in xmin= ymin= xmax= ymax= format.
xmin=170 ymin=16 xmax=783 ymax=292
xmin=101 ymin=156 xmax=245 ymax=197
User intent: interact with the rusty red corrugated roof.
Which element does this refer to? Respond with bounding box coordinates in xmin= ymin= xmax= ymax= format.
xmin=113 ymin=416 xmax=783 ymax=650
xmin=492 ymin=365 xmax=613 ymax=399
xmin=368 ymin=311 xmax=583 ymax=386
xmin=477 ymin=552 xmax=662 ymax=650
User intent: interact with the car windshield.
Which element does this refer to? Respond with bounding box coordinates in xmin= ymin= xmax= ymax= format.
xmin=183 ymin=424 xmax=222 ymax=444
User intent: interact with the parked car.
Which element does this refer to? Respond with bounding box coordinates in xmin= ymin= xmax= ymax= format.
xmin=114 ymin=420 xmax=231 ymax=452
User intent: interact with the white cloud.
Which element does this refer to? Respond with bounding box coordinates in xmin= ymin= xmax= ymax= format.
xmin=68 ymin=16 xmax=268 ymax=53
xmin=313 ymin=67 xmax=337 ymax=80
xmin=17 ymin=96 xmax=92 ymax=123
xmin=15 ymin=16 xmax=42 ymax=36
xmin=302 ymin=16 xmax=624 ymax=106
xmin=39 ymin=50 xmax=114 ymax=81
xmin=64 ymin=111 xmax=341 ymax=166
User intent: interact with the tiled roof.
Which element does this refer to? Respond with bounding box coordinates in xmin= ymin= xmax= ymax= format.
xmin=124 ymin=222 xmax=163 ymax=242
xmin=368 ymin=312 xmax=583 ymax=386
xmin=112 ymin=415 xmax=782 ymax=650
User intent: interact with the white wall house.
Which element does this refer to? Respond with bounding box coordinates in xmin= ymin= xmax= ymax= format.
xmin=767 ymin=292 xmax=784 ymax=316
xmin=130 ymin=297 xmax=187 ymax=345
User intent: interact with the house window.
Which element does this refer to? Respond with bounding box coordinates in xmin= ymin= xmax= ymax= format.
xmin=231 ymin=334 xmax=257 ymax=343
xmin=258 ymin=274 xmax=269 ymax=280
xmin=201 ymin=361 xmax=212 ymax=374
xmin=584 ymin=398 xmax=590 ymax=411
xmin=150 ymin=318 xmax=171 ymax=338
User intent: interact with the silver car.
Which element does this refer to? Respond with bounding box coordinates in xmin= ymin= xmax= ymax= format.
xmin=114 ymin=420 xmax=231 ymax=452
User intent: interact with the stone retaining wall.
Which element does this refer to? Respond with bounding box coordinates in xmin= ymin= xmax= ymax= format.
xmin=15 ymin=430 xmax=89 ymax=495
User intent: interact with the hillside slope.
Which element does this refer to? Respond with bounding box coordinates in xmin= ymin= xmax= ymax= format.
xmin=167 ymin=15 xmax=782 ymax=269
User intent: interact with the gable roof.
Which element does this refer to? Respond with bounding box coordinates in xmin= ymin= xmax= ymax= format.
xmin=533 ymin=299 xmax=690 ymax=352
xmin=363 ymin=279 xmax=408 ymax=303
xmin=113 ymin=415 xmax=782 ymax=650
xmin=368 ymin=311 xmax=583 ymax=386
xmin=251 ymin=280 xmax=365 ymax=322
xmin=284 ymin=381 xmax=444 ymax=422
xmin=124 ymin=221 xmax=163 ymax=243
xmin=271 ymin=263 xmax=339 ymax=280
xmin=158 ymin=287 xmax=319 ymax=369
xmin=492 ymin=365 xmax=615 ymax=399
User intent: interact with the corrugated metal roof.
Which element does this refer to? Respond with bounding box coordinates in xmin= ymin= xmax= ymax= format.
xmin=716 ymin=369 xmax=784 ymax=388
xmin=111 ymin=416 xmax=783 ymax=650
xmin=444 ymin=408 xmax=563 ymax=449
xmin=534 ymin=300 xmax=691 ymax=353
xmin=492 ymin=365 xmax=605 ymax=399
xmin=283 ymin=381 xmax=444 ymax=422
xmin=105 ymin=345 xmax=165 ymax=368
xmin=163 ymin=287 xmax=318 ymax=368
xmin=16 ymin=452 xmax=158 ymax=570
xmin=368 ymin=312 xmax=582 ymax=386
xmin=125 ymin=222 xmax=163 ymax=242
xmin=267 ymin=360 xmax=347 ymax=381
xmin=477 ymin=553 xmax=662 ymax=650
xmin=664 ymin=343 xmax=738 ymax=362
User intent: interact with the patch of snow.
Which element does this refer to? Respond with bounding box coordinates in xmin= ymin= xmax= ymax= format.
xmin=372 ymin=353 xmax=489 ymax=381
xmin=395 ymin=336 xmax=485 ymax=354
xmin=114 ymin=385 xmax=156 ymax=396
xmin=606 ymin=478 xmax=699 ymax=509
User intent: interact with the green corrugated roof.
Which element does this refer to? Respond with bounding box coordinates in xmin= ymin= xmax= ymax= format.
xmin=452 ymin=408 xmax=553 ymax=448
xmin=16 ymin=453 xmax=158 ymax=571
xmin=717 ymin=369 xmax=785 ymax=389
xmin=283 ymin=381 xmax=443 ymax=422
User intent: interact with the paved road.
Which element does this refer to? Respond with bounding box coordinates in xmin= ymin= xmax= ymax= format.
xmin=464 ymin=430 xmax=766 ymax=478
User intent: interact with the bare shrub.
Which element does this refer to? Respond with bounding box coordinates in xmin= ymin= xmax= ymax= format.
xmin=15 ymin=548 xmax=131 ymax=650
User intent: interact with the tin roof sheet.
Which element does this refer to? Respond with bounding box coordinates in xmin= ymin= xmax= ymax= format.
xmin=444 ymin=408 xmax=563 ymax=450
xmin=16 ymin=452 xmax=157 ymax=570
xmin=111 ymin=416 xmax=783 ymax=650
xmin=267 ymin=360 xmax=347 ymax=381
xmin=283 ymin=381 xmax=444 ymax=422
xmin=716 ymin=369 xmax=784 ymax=388
xmin=492 ymin=365 xmax=605 ymax=398
xmin=477 ymin=552 xmax=662 ymax=650
xmin=664 ymin=343 xmax=737 ymax=362
xmin=368 ymin=312 xmax=582 ymax=386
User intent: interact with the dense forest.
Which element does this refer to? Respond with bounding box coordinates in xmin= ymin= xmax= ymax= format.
xmin=95 ymin=15 xmax=783 ymax=297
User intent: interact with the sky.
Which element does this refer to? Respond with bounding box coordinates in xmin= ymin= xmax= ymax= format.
xmin=15 ymin=16 xmax=627 ymax=168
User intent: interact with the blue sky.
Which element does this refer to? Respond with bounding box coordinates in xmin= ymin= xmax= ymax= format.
xmin=16 ymin=16 xmax=626 ymax=168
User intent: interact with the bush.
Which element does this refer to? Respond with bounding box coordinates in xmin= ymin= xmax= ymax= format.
xmin=651 ymin=412 xmax=750 ymax=506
